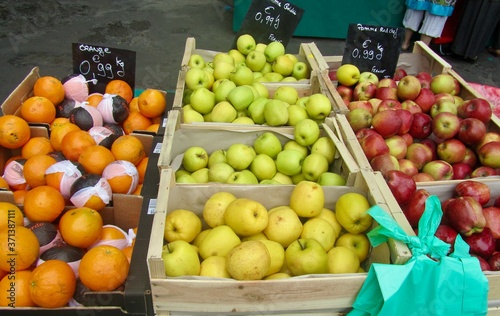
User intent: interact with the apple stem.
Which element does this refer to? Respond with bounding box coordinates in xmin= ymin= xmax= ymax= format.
xmin=166 ymin=243 xmax=172 ymax=253
xmin=297 ymin=239 xmax=305 ymax=250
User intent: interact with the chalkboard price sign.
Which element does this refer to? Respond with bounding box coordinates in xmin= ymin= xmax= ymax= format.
xmin=342 ymin=24 xmax=405 ymax=79
xmin=72 ymin=43 xmax=136 ymax=94
xmin=234 ymin=0 xmax=304 ymax=47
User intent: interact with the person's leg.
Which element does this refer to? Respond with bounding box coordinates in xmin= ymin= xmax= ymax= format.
xmin=490 ymin=20 xmax=500 ymax=56
xmin=402 ymin=9 xmax=424 ymax=50
xmin=418 ymin=11 xmax=448 ymax=47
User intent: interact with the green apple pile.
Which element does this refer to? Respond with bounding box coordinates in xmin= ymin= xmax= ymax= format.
xmin=182 ymin=34 xmax=333 ymax=125
xmin=175 ymin=119 xmax=347 ymax=186
xmin=161 ymin=181 xmax=374 ymax=280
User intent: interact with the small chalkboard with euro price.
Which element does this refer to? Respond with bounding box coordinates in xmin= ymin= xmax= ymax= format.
xmin=342 ymin=23 xmax=405 ymax=79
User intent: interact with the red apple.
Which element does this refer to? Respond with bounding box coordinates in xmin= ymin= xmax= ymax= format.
xmin=443 ymin=196 xmax=486 ymax=236
xmin=464 ymin=227 xmax=495 ymax=259
xmin=368 ymin=98 xmax=382 ymax=114
xmin=397 ymin=75 xmax=421 ymax=101
xmin=393 ymin=68 xmax=408 ymax=81
xmin=436 ymin=138 xmax=467 ymax=164
xmin=472 ymin=254 xmax=491 ymax=271
xmin=400 ymin=133 xmax=414 ymax=146
xmin=431 ymin=112 xmax=460 ymax=140
xmin=370 ymin=153 xmax=400 ymax=176
xmin=413 ymin=88 xmax=436 ymax=113
xmin=434 ymin=92 xmax=455 ymax=103
xmin=412 ymin=172 xmax=436 ymax=182
xmin=403 ymin=189 xmax=430 ymax=227
xmin=336 ymin=85 xmax=354 ymax=106
xmin=353 ymin=81 xmax=378 ymax=101
xmin=355 ymin=127 xmax=378 ymax=141
xmin=457 ymin=118 xmax=487 ymax=146
xmin=457 ymin=98 xmax=493 ymax=124
xmin=416 ymin=71 xmax=432 ymax=89
xmin=371 ymin=110 xmax=403 ymax=138
xmin=488 ymin=252 xmax=500 ymax=271
xmin=401 ymin=99 xmax=422 ymax=114
xmin=454 ymin=180 xmax=491 ymax=206
xmin=471 ymin=166 xmax=496 ymax=178
xmin=430 ymin=98 xmax=457 ymax=118
xmin=375 ymin=86 xmax=398 ymax=101
xmin=385 ymin=135 xmax=408 ymax=160
xmin=395 ymin=109 xmax=413 ymax=135
xmin=377 ymin=99 xmax=402 ymax=112
xmin=348 ymin=100 xmax=373 ymax=114
xmin=430 ymin=73 xmax=459 ymax=95
xmin=409 ymin=112 xmax=432 ymax=139
xmin=359 ymin=133 xmax=390 ymax=161
xmin=477 ymin=141 xmax=500 ymax=169
xmin=378 ymin=78 xmax=397 ymax=89
xmin=462 ymin=147 xmax=478 ymax=168
xmin=398 ymin=158 xmax=419 ymax=176
xmin=328 ymin=70 xmax=337 ymax=81
xmin=422 ymin=160 xmax=454 ymax=180
xmin=435 ymin=224 xmax=458 ymax=254
xmin=452 ymin=162 xmax=473 ymax=180
xmin=476 ymin=132 xmax=500 ymax=151
xmin=384 ymin=169 xmax=417 ymax=207
xmin=405 ymin=142 xmax=433 ymax=170
xmin=495 ymin=196 xmax=500 ymax=208
xmin=346 ymin=108 xmax=373 ymax=132
xmin=482 ymin=206 xmax=500 ymax=239
xmin=420 ymin=138 xmax=438 ymax=161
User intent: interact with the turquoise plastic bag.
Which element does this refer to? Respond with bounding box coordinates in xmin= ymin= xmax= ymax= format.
xmin=349 ymin=195 xmax=489 ymax=316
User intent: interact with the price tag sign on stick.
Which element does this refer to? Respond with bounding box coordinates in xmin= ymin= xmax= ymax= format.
xmin=72 ymin=43 xmax=136 ymax=94
xmin=341 ymin=24 xmax=405 ymax=79
xmin=234 ymin=0 xmax=304 ymax=47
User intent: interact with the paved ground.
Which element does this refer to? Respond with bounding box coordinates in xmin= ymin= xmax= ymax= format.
xmin=0 ymin=0 xmax=499 ymax=105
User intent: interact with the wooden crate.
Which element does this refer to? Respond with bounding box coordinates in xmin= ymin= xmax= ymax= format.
xmin=158 ymin=109 xmax=360 ymax=186
xmin=146 ymin=168 xmax=411 ymax=315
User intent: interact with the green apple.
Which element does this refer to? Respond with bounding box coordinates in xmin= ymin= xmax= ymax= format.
xmin=285 ymin=238 xmax=328 ymax=276
xmin=211 ymin=101 xmax=237 ymax=123
xmin=287 ymin=104 xmax=310 ymax=126
xmin=305 ymin=93 xmax=332 ymax=121
xmin=188 ymin=53 xmax=205 ymax=69
xmin=264 ymin=99 xmax=289 ymax=126
xmin=284 ymin=53 xmax=299 ymax=64
xmin=271 ymin=172 xmax=294 ymax=185
xmin=255 ymin=43 xmax=267 ymax=52
xmin=199 ymin=225 xmax=241 ymax=259
xmin=327 ymin=246 xmax=360 ymax=274
xmin=292 ymin=61 xmax=310 ymax=80
xmin=176 ymin=173 xmax=197 ymax=183
xmin=226 ymin=240 xmax=271 ymax=280
xmin=289 ymin=180 xmax=324 ymax=217
xmin=203 ymin=191 xmax=237 ymax=228
xmin=294 ymin=118 xmax=320 ymax=147
xmin=247 ymin=97 xmax=269 ymax=124
xmin=226 ymin=170 xmax=258 ymax=184
xmin=213 ymin=61 xmax=235 ymax=81
xmin=203 ymin=112 xmax=212 ymax=122
xmin=358 ymin=71 xmax=379 ymax=85
xmin=259 ymin=239 xmax=285 ymax=276
xmin=190 ymin=87 xmax=215 ymax=114
xmin=273 ymin=85 xmax=299 ymax=106
xmin=226 ymin=143 xmax=256 ymax=170
xmin=208 ymin=149 xmax=227 ymax=167
xmin=275 ymin=149 xmax=304 ymax=176
xmin=259 ymin=179 xmax=281 ymax=185
xmin=317 ymin=172 xmax=346 ymax=186
xmin=162 ymin=240 xmax=201 ymax=277
xmin=281 ymin=76 xmax=298 ymax=82
xmin=335 ymin=192 xmax=372 ymax=234
xmin=213 ymin=52 xmax=234 ymax=65
xmin=164 ymin=209 xmax=202 ymax=243
xmin=311 ymin=136 xmax=336 ymax=164
xmin=228 ymin=49 xmax=246 ymax=65
xmin=230 ymin=65 xmax=254 ymax=86
xmin=232 ymin=117 xmax=254 ymax=125
xmin=185 ymin=67 xmax=210 ymax=90
xmin=226 ymin=85 xmax=254 ymax=111
xmin=283 ymin=140 xmax=309 ymax=158
xmin=264 ymin=41 xmax=285 ymax=62
xmin=252 ymin=82 xmax=269 ymax=99
xmin=260 ymin=62 xmax=272 ymax=75
xmin=250 ymin=153 xmax=277 ymax=181
xmin=272 ymin=55 xmax=294 ymax=76
xmin=182 ymin=146 xmax=209 ymax=172
xmin=213 ymin=79 xmax=237 ymax=103
xmin=263 ymin=206 xmax=303 ymax=247
xmin=263 ymin=72 xmax=284 ymax=82
xmin=291 ymin=172 xmax=307 ymax=184
xmin=199 ymin=256 xmax=231 ymax=278
xmin=335 ymin=232 xmax=370 ymax=262
xmin=245 ymin=50 xmax=267 ymax=72
xmin=212 ymin=78 xmax=224 ymax=92
xmin=236 ymin=34 xmax=256 ymax=55
xmin=205 ymin=71 xmax=215 ymax=90
xmin=301 ymin=153 xmax=329 ymax=182
xmin=253 ymin=71 xmax=263 ymax=81
xmin=190 ymin=167 xmax=209 ymax=183
xmin=336 ymin=64 xmax=360 ymax=87
xmin=301 ymin=217 xmax=336 ymax=251
xmin=224 ymin=198 xmax=269 ymax=236
xmin=253 ymin=131 xmax=282 ymax=159
xmin=246 ymin=84 xmax=260 ymax=100
xmin=208 ymin=162 xmax=235 ymax=183
xmin=296 ymin=96 xmax=309 ymax=108
xmin=175 ymin=169 xmax=191 ymax=179
xmin=313 ymin=208 xmax=343 ymax=238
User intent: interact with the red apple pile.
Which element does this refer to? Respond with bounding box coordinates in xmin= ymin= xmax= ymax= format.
xmin=339 ymin=68 xmax=499 ymax=182
xmin=403 ymin=180 xmax=500 ymax=271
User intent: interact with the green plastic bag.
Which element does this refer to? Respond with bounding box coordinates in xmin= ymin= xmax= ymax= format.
xmin=349 ymin=195 xmax=488 ymax=316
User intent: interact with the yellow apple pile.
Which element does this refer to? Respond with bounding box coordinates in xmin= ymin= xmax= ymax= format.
xmin=182 ymin=34 xmax=334 ymax=126
xmin=161 ymin=181 xmax=374 ymax=280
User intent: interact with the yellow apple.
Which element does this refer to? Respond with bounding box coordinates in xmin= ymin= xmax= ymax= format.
xmin=226 ymin=240 xmax=271 ymax=280
xmin=164 ymin=209 xmax=202 ymax=243
xmin=313 ymin=208 xmax=343 ymax=238
xmin=263 ymin=206 xmax=303 ymax=247
xmin=335 ymin=232 xmax=370 ymax=262
xmin=259 ymin=239 xmax=285 ymax=276
xmin=264 ymin=272 xmax=291 ymax=280
xmin=241 ymin=232 xmax=268 ymax=242
xmin=199 ymin=225 xmax=241 ymax=259
xmin=285 ymin=238 xmax=328 ymax=276
xmin=162 ymin=240 xmax=201 ymax=277
xmin=289 ymin=181 xmax=324 ymax=217
xmin=327 ymin=246 xmax=360 ymax=274
xmin=335 ymin=192 xmax=372 ymax=234
xmin=203 ymin=191 xmax=237 ymax=228
xmin=192 ymin=228 xmax=212 ymax=248
xmin=301 ymin=217 xmax=336 ymax=251
xmin=199 ymin=256 xmax=231 ymax=278
xmin=224 ymin=198 xmax=268 ymax=237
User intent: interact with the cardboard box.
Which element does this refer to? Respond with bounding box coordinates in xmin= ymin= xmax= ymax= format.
xmin=146 ymin=168 xmax=411 ymax=315
xmin=158 ymin=109 xmax=360 ymax=186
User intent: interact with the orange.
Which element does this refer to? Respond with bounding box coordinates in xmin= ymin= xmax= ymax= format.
xmin=111 ymin=135 xmax=146 ymax=166
xmin=33 ymin=76 xmax=65 ymax=105
xmin=22 ymin=154 xmax=57 ymax=188
xmin=145 ymin=123 xmax=159 ymax=133
xmin=20 ymin=96 xmax=56 ymax=124
xmin=121 ymin=245 xmax=133 ymax=263
xmin=99 ymin=225 xmax=127 ymax=241
xmin=21 ymin=136 xmax=54 ymax=159
xmin=0 ymin=270 xmax=36 ymax=307
xmin=0 ymin=202 xmax=24 ymax=230
xmin=0 ymin=226 xmax=40 ymax=272
xmin=105 ymin=80 xmax=133 ymax=104
xmin=86 ymin=93 xmax=103 ymax=107
xmin=138 ymin=89 xmax=166 ymax=118
xmin=78 ymin=145 xmax=116 ymax=175
xmin=0 ymin=115 xmax=31 ymax=149
xmin=61 ymin=129 xmax=97 ymax=161
xmin=12 ymin=189 xmax=28 ymax=205
xmin=0 ymin=178 xmax=9 ymax=190
xmin=59 ymin=207 xmax=103 ymax=248
xmin=136 ymin=156 xmax=149 ymax=184
xmin=50 ymin=121 xmax=80 ymax=151
xmin=23 ymin=185 xmax=65 ymax=222
xmin=29 ymin=259 xmax=76 ymax=308
xmin=50 ymin=117 xmax=70 ymax=130
xmin=129 ymin=97 xmax=140 ymax=113
xmin=122 ymin=111 xmax=152 ymax=135
xmin=131 ymin=183 xmax=142 ymax=195
xmin=78 ymin=245 xmax=130 ymax=291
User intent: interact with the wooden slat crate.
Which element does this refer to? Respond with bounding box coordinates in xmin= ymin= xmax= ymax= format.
xmin=146 ymin=168 xmax=411 ymax=315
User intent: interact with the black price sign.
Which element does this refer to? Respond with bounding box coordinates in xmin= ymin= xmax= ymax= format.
xmin=72 ymin=43 xmax=136 ymax=94
xmin=234 ymin=0 xmax=304 ymax=47
xmin=342 ymin=24 xmax=405 ymax=79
